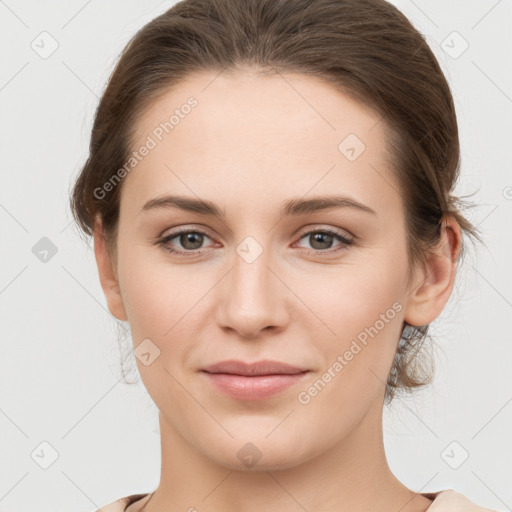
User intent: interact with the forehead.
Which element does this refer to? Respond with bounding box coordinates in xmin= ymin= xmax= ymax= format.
xmin=134 ymin=68 xmax=386 ymax=150
xmin=123 ymin=69 xmax=399 ymax=215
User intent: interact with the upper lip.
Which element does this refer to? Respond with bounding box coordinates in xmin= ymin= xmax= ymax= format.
xmin=201 ymin=359 xmax=308 ymax=376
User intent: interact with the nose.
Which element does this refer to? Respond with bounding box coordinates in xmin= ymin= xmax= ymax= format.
xmin=214 ymin=241 xmax=289 ymax=339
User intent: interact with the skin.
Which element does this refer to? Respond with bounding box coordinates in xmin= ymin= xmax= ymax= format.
xmin=94 ymin=68 xmax=461 ymax=512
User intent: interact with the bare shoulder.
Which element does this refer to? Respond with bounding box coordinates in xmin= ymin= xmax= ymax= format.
xmin=94 ymin=493 xmax=150 ymax=512
xmin=427 ymin=489 xmax=499 ymax=512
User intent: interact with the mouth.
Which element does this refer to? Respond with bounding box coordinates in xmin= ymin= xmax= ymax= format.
xmin=200 ymin=359 xmax=311 ymax=400
xmin=202 ymin=359 xmax=308 ymax=376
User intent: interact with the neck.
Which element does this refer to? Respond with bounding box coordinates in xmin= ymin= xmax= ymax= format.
xmin=143 ymin=400 xmax=432 ymax=512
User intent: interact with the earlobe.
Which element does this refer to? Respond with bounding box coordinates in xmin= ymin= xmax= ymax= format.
xmin=93 ymin=216 xmax=128 ymax=322
xmin=403 ymin=216 xmax=462 ymax=327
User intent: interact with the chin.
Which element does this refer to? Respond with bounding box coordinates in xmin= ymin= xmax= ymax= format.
xmin=199 ymin=434 xmax=315 ymax=472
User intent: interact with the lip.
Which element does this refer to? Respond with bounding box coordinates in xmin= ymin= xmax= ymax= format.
xmin=202 ymin=359 xmax=308 ymax=376
xmin=201 ymin=359 xmax=310 ymax=400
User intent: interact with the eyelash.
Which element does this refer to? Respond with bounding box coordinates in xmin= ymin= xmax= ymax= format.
xmin=156 ymin=227 xmax=354 ymax=257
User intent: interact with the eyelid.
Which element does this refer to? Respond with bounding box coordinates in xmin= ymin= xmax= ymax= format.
xmin=157 ymin=223 xmax=355 ymax=259
xmin=159 ymin=224 xmax=353 ymax=243
xmin=295 ymin=224 xmax=354 ymax=242
xmin=158 ymin=227 xmax=215 ymax=247
xmin=159 ymin=223 xmax=214 ymax=238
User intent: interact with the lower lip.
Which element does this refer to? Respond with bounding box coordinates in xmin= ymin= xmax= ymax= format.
xmin=202 ymin=371 xmax=310 ymax=400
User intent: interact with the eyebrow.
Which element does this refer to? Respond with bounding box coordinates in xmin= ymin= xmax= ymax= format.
xmin=140 ymin=194 xmax=377 ymax=217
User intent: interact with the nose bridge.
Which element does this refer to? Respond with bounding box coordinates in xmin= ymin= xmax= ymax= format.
xmin=216 ymin=235 xmax=287 ymax=337
xmin=231 ymin=236 xmax=274 ymax=308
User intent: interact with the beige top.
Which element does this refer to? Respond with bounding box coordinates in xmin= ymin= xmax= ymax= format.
xmin=94 ymin=489 xmax=499 ymax=512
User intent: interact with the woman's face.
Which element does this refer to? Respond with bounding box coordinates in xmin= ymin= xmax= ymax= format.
xmin=105 ymin=69 xmax=421 ymax=470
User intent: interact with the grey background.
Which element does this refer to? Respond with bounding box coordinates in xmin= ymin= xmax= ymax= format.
xmin=0 ymin=1 xmax=511 ymax=511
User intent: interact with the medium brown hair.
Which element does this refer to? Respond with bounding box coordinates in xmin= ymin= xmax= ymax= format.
xmin=70 ymin=0 xmax=481 ymax=402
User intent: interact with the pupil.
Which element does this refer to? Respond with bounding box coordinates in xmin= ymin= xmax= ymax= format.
xmin=311 ymin=232 xmax=333 ymax=250
xmin=181 ymin=232 xmax=203 ymax=249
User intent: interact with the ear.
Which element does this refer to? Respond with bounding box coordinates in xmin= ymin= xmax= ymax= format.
xmin=403 ymin=215 xmax=462 ymax=327
xmin=93 ymin=215 xmax=128 ymax=322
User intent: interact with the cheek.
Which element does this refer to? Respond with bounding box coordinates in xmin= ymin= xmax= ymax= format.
xmin=116 ymin=247 xmax=223 ymax=402
xmin=117 ymin=243 xmax=205 ymax=337
xmin=297 ymin=250 xmax=408 ymax=400
xmin=116 ymin=250 xmax=210 ymax=411
xmin=302 ymin=250 xmax=407 ymax=340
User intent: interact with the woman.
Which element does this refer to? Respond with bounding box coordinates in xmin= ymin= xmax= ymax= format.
xmin=70 ymin=0 xmax=498 ymax=510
